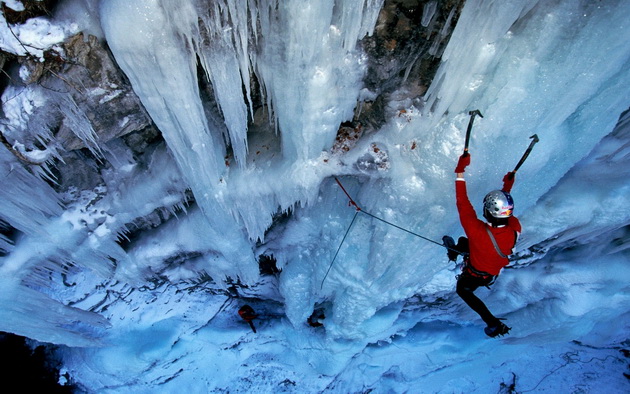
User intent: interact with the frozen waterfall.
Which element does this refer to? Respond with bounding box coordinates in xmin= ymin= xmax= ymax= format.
xmin=0 ymin=0 xmax=629 ymax=390
xmin=99 ymin=0 xmax=383 ymax=244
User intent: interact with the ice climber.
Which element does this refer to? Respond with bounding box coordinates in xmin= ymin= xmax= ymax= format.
xmin=444 ymin=152 xmax=521 ymax=338
xmin=238 ymin=305 xmax=258 ymax=333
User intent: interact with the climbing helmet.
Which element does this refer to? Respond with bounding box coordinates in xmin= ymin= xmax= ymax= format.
xmin=483 ymin=190 xmax=514 ymax=218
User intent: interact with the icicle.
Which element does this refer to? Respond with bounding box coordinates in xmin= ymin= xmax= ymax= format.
xmin=100 ymin=0 xmax=259 ymax=282
xmin=0 ymin=276 xmax=110 ymax=347
xmin=58 ymin=94 xmax=104 ymax=157
xmin=421 ymin=1 xmax=437 ymax=27
xmin=428 ymin=7 xmax=455 ymax=57
xmin=196 ymin=0 xmax=251 ymax=168
xmin=0 ymin=157 xmax=62 ymax=236
xmin=0 ymin=233 xmax=13 ymax=254
xmin=226 ymin=0 xmax=256 ymax=116
xmin=116 ymin=229 xmax=130 ymax=243
xmin=253 ymin=0 xmax=374 ymax=162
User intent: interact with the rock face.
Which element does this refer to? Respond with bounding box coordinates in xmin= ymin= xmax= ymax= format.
xmin=8 ymin=32 xmax=160 ymax=191
xmin=356 ymin=0 xmax=464 ymax=130
xmin=51 ymin=33 xmax=154 ymax=152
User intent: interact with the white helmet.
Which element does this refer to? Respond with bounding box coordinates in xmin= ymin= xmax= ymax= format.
xmin=483 ymin=190 xmax=514 ymax=218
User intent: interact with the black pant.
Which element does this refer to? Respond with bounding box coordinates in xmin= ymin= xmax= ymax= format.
xmin=456 ymin=272 xmax=500 ymax=326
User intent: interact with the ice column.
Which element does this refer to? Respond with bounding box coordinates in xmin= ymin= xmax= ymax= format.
xmin=100 ymin=0 xmax=257 ymax=281
xmin=101 ymin=0 xmax=382 ymax=245
xmin=254 ymin=0 xmax=375 ymax=162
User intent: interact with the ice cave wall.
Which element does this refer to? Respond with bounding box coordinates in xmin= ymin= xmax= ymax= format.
xmin=0 ymin=0 xmax=628 ymax=344
xmin=0 ymin=0 xmax=466 ymax=344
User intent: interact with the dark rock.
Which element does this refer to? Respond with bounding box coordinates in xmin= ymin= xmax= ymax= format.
xmin=355 ymin=0 xmax=465 ymax=129
xmin=38 ymin=33 xmax=153 ymax=152
xmin=0 ymin=0 xmax=58 ymax=24
xmin=51 ymin=148 xmax=104 ymax=193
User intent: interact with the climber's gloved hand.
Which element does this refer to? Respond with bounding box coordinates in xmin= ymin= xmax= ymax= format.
xmin=502 ymin=171 xmax=515 ymax=193
xmin=454 ymin=152 xmax=471 ymax=173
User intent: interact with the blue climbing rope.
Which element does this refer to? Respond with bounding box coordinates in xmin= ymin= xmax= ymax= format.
xmin=320 ymin=177 xmax=460 ymax=289
xmin=320 ymin=210 xmax=359 ymax=289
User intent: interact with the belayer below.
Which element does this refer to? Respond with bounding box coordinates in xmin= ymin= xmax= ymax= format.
xmin=444 ymin=153 xmax=521 ymax=338
xmin=238 ymin=305 xmax=258 ymax=333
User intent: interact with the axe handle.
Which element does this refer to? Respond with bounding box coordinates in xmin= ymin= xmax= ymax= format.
xmin=464 ymin=110 xmax=483 ymax=152
xmin=464 ymin=120 xmax=473 ymax=152
xmin=513 ymin=135 xmax=540 ymax=172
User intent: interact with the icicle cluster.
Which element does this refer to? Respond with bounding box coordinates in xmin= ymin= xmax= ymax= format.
xmin=99 ymin=0 xmax=383 ymax=251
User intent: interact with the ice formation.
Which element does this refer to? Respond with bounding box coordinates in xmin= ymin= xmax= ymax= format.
xmin=0 ymin=0 xmax=629 ymax=391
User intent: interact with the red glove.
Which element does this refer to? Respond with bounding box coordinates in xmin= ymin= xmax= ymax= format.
xmin=454 ymin=153 xmax=470 ymax=173
xmin=502 ymin=171 xmax=515 ymax=192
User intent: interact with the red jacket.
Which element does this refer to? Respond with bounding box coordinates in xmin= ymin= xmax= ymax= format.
xmin=456 ymin=179 xmax=521 ymax=275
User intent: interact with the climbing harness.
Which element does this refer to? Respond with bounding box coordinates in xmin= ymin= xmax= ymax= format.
xmin=461 ymin=261 xmax=497 ymax=287
xmin=321 ymin=177 xmax=461 ymax=289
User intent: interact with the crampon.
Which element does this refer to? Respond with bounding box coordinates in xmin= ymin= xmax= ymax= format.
xmin=484 ymin=321 xmax=511 ymax=338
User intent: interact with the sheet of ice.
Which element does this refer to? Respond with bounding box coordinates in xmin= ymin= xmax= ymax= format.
xmin=99 ymin=0 xmax=258 ymax=282
xmin=53 ymin=221 xmax=629 ymax=391
xmin=261 ymin=0 xmax=630 ymax=337
xmin=519 ymin=108 xmax=630 ymax=250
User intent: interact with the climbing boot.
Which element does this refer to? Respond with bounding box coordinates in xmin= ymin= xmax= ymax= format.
xmin=484 ymin=321 xmax=511 ymax=338
xmin=442 ymin=236 xmax=459 ymax=261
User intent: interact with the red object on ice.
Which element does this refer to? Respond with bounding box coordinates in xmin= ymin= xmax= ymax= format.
xmin=238 ymin=305 xmax=258 ymax=333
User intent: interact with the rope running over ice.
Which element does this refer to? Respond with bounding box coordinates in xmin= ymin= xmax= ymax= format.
xmin=321 ymin=177 xmax=461 ymax=289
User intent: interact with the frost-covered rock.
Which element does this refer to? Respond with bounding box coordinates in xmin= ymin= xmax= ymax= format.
xmin=50 ymin=33 xmax=152 ymax=152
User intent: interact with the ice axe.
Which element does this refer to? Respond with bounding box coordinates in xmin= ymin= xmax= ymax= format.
xmin=464 ymin=110 xmax=483 ymax=154
xmin=512 ymin=134 xmax=540 ymax=173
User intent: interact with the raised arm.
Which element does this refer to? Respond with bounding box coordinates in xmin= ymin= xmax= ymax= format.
xmin=454 ymin=153 xmax=478 ymax=227
xmin=454 ymin=152 xmax=470 ymax=178
xmin=502 ymin=171 xmax=515 ymax=193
